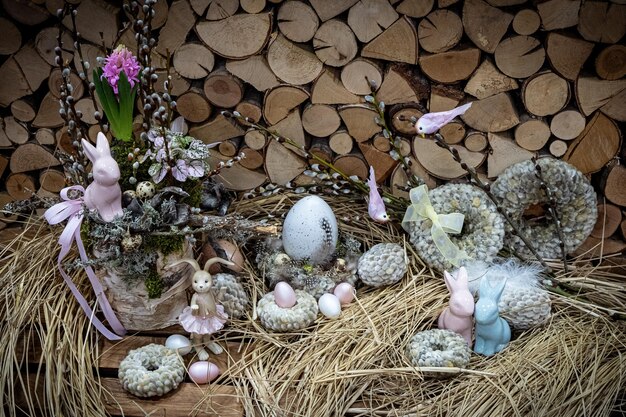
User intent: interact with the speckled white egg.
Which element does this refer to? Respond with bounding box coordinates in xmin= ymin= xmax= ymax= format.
xmin=333 ymin=283 xmax=355 ymax=306
xmin=282 ymin=196 xmax=338 ymax=265
xmin=165 ymin=334 xmax=192 ymax=355
xmin=188 ymin=361 xmax=220 ymax=384
xmin=135 ymin=181 xmax=156 ymax=199
xmin=274 ymin=282 xmax=297 ymax=308
xmin=318 ymin=293 xmax=342 ymax=319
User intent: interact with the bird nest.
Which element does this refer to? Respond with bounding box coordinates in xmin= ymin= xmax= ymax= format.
xmin=2 ymin=193 xmax=626 ymax=417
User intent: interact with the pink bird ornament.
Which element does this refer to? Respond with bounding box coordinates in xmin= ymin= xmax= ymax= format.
xmin=367 ymin=166 xmax=389 ymax=223
xmin=415 ymin=102 xmax=473 ymax=137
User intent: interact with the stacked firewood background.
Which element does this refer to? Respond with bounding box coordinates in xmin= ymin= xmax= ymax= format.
xmin=0 ymin=0 xmax=624 ymax=257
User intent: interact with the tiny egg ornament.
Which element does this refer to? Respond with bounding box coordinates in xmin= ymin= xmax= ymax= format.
xmin=188 ymin=361 xmax=221 ymax=384
xmin=318 ymin=293 xmax=342 ymax=319
xmin=135 ymin=181 xmax=156 ymax=199
xmin=333 ymin=283 xmax=355 ymax=306
xmin=274 ymin=282 xmax=297 ymax=308
xmin=165 ymin=334 xmax=192 ymax=355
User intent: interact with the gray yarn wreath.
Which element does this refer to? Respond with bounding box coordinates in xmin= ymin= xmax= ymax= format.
xmin=406 ymin=183 xmax=505 ymax=271
xmin=491 ymin=158 xmax=597 ymax=259
xmin=406 ymin=329 xmax=471 ymax=369
xmin=118 ymin=343 xmax=185 ymax=397
xmin=257 ymin=290 xmax=318 ymax=332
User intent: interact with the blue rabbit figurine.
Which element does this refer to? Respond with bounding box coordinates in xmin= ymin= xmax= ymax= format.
xmin=474 ymin=278 xmax=511 ymax=356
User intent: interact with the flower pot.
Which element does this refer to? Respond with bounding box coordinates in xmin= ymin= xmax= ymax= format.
xmin=99 ymin=242 xmax=193 ymax=331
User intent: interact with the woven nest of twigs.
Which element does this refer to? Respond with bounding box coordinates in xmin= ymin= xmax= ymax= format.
xmin=2 ymin=194 xmax=626 ymax=417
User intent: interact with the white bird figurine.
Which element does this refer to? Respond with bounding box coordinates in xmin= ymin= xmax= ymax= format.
xmin=367 ymin=166 xmax=389 ymax=223
xmin=415 ymin=102 xmax=473 ymax=137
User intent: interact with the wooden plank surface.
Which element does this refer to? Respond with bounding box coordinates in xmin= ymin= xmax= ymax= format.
xmin=102 ymin=379 xmax=243 ymax=417
xmin=14 ymin=333 xmax=249 ymax=417
xmin=100 ymin=336 xmax=248 ymax=372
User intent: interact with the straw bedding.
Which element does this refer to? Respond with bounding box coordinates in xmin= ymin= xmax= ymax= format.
xmin=2 ymin=194 xmax=626 ymax=417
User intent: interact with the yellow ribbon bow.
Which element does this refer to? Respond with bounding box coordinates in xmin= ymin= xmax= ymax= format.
xmin=401 ymin=185 xmax=470 ymax=267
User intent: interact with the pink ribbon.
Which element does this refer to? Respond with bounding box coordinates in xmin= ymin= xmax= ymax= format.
xmin=44 ymin=185 xmax=126 ymax=341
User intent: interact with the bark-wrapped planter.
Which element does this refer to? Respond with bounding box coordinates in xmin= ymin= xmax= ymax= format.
xmin=99 ymin=242 xmax=194 ymax=331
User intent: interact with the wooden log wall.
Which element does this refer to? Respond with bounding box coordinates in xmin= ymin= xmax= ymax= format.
xmin=0 ymin=0 xmax=624 ymax=256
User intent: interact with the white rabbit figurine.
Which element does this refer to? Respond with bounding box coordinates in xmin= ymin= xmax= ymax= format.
xmin=438 ymin=267 xmax=474 ymax=347
xmin=82 ymin=133 xmax=123 ymax=222
xmin=474 ymin=278 xmax=511 ymax=356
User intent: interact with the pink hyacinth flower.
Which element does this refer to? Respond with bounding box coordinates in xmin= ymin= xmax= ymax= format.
xmin=102 ymin=45 xmax=140 ymax=95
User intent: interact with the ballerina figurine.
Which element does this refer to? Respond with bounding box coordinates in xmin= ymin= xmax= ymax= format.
xmin=167 ymin=256 xmax=235 ymax=360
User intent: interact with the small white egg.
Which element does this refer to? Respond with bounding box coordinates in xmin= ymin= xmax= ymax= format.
xmin=333 ymin=283 xmax=355 ymax=306
xmin=165 ymin=334 xmax=192 ymax=355
xmin=318 ymin=293 xmax=342 ymax=319
xmin=274 ymin=282 xmax=297 ymax=308
xmin=188 ymin=361 xmax=220 ymax=384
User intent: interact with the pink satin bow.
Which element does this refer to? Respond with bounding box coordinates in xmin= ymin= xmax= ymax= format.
xmin=44 ymin=185 xmax=126 ymax=340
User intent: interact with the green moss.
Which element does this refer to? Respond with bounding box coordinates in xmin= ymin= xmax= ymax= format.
xmin=111 ymin=141 xmax=151 ymax=190
xmin=80 ymin=221 xmax=93 ymax=251
xmin=143 ymin=234 xmax=184 ymax=256
xmin=181 ymin=179 xmax=203 ymax=207
xmin=144 ymin=270 xmax=164 ymax=298
xmin=302 ymin=264 xmax=314 ymax=274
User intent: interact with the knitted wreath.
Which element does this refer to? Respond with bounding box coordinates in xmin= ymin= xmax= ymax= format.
xmin=490 ymin=158 xmax=597 ymax=259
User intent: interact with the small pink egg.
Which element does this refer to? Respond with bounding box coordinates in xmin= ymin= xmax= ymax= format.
xmin=188 ymin=361 xmax=221 ymax=384
xmin=216 ymin=240 xmax=244 ymax=273
xmin=274 ymin=282 xmax=297 ymax=308
xmin=333 ymin=283 xmax=355 ymax=306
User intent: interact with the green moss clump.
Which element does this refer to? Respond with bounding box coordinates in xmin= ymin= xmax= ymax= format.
xmin=181 ymin=179 xmax=203 ymax=207
xmin=144 ymin=234 xmax=184 ymax=256
xmin=80 ymin=221 xmax=93 ymax=252
xmin=111 ymin=141 xmax=151 ymax=190
xmin=144 ymin=270 xmax=164 ymax=298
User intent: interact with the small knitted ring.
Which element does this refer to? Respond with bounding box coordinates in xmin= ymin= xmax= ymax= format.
xmin=118 ymin=344 xmax=185 ymax=397
xmin=406 ymin=183 xmax=505 ymax=271
xmin=257 ymin=290 xmax=318 ymax=332
xmin=406 ymin=329 xmax=471 ymax=373
xmin=491 ymin=158 xmax=597 ymax=259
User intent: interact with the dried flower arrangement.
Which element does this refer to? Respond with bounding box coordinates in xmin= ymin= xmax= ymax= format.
xmin=37 ymin=2 xmax=262 ymax=338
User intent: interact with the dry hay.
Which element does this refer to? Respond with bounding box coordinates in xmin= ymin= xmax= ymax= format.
xmin=1 ymin=194 xmax=626 ymax=417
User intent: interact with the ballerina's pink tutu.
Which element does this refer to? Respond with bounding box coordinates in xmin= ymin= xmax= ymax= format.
xmin=179 ymin=305 xmax=228 ymax=334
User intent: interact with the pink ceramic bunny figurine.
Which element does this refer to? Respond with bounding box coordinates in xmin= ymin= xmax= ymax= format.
xmin=438 ymin=267 xmax=474 ymax=347
xmin=82 ymin=133 xmax=123 ymax=222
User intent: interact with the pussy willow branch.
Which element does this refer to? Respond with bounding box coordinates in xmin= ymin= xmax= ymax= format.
xmin=62 ymin=4 xmax=107 ymax=134
xmin=125 ymin=0 xmax=157 ymax=137
xmin=430 ymin=132 xmax=550 ymax=271
xmin=221 ymin=111 xmax=409 ymax=216
xmin=55 ymin=6 xmax=89 ymax=185
xmin=533 ymin=157 xmax=568 ymax=273
xmin=366 ymin=79 xmax=422 ymax=189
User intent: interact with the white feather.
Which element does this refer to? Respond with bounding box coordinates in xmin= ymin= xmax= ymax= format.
xmin=462 ymin=259 xmax=544 ymax=295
